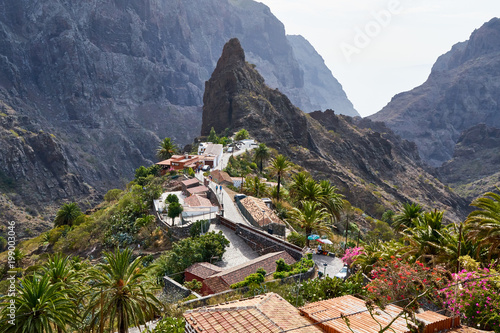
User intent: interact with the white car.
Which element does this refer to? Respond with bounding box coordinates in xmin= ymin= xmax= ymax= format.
xmin=335 ymin=266 xmax=348 ymax=279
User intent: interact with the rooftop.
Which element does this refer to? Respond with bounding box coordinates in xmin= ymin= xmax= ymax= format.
xmin=181 ymin=178 xmax=201 ymax=187
xmin=187 ymin=185 xmax=209 ymax=195
xmin=184 ymin=195 xmax=212 ymax=207
xmin=239 ymin=196 xmax=284 ymax=227
xmin=184 ymin=293 xmax=322 ymax=333
xmin=202 ymin=143 xmax=223 ymax=157
xmin=185 ymin=262 xmax=223 ymax=280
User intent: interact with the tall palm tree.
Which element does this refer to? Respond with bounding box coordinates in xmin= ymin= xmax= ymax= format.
xmin=289 ymin=171 xmax=311 ymax=200
xmin=287 ymin=200 xmax=330 ymax=247
xmin=253 ymin=143 xmax=270 ymax=173
xmin=269 ymin=154 xmax=293 ymax=202
xmin=54 ymin=202 xmax=82 ymax=227
xmin=156 ymin=137 xmax=178 ymax=161
xmin=465 ymin=190 xmax=500 ymax=260
xmin=318 ymin=180 xmax=344 ymax=223
xmin=0 ymin=274 xmax=77 ymax=333
xmin=392 ymin=202 xmax=423 ymax=232
xmin=243 ymin=175 xmax=268 ymax=198
xmin=83 ymin=248 xmax=162 ymax=333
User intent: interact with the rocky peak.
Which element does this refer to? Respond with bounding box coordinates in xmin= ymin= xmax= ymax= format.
xmin=202 ymin=40 xmax=469 ymax=222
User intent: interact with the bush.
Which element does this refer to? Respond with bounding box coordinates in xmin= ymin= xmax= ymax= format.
xmin=231 ymin=272 xmax=265 ymax=289
xmin=104 ymin=189 xmax=123 ymax=202
xmin=276 ymin=258 xmax=290 ymax=272
xmin=184 ymin=279 xmax=203 ymax=293
xmin=287 ymin=232 xmax=306 ymax=248
xmin=166 ymin=194 xmax=179 ymax=204
xmin=190 ymin=220 xmax=211 ymax=238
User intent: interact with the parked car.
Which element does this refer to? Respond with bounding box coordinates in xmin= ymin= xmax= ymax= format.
xmin=201 ymin=165 xmax=211 ymax=171
xmin=335 ymin=265 xmax=348 ymax=279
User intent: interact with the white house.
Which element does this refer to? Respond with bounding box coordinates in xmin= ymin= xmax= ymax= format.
xmin=198 ymin=142 xmax=223 ymax=168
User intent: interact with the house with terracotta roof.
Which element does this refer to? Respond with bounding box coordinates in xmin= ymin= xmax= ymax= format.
xmin=183 ymin=293 xmax=460 ymax=333
xmin=181 ymin=178 xmax=201 ymax=192
xmin=299 ymin=295 xmax=460 ymax=333
xmin=182 ymin=195 xmax=218 ymax=220
xmin=184 ymin=292 xmax=322 ymax=333
xmin=157 ymin=154 xmax=202 ymax=173
xmin=184 ymin=251 xmax=295 ymax=295
xmin=237 ymin=196 xmax=286 ymax=236
xmin=210 ymin=170 xmax=233 ymax=186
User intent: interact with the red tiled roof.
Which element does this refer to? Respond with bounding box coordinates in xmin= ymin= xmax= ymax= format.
xmin=300 ymin=295 xmax=458 ymax=333
xmin=184 ymin=195 xmax=212 ymax=207
xmin=187 ymin=185 xmax=209 ymax=195
xmin=181 ymin=178 xmax=200 ymax=187
xmin=239 ymin=196 xmax=284 ymax=227
xmin=210 ymin=170 xmax=232 ymax=184
xmin=184 ymin=293 xmax=322 ymax=333
xmin=185 ymin=262 xmax=222 ymax=280
xmin=210 ymin=251 xmax=295 ymax=290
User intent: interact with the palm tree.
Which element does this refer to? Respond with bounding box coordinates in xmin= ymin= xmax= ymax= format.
xmin=318 ymin=180 xmax=344 ymax=223
xmin=54 ymin=202 xmax=82 ymax=227
xmin=289 ymin=171 xmax=311 ymax=200
xmin=287 ymin=201 xmax=331 ymax=247
xmin=156 ymin=137 xmax=178 ymax=161
xmin=392 ymin=202 xmax=423 ymax=232
xmin=243 ymin=175 xmax=268 ymax=198
xmin=83 ymin=248 xmax=162 ymax=333
xmin=0 ymin=274 xmax=77 ymax=333
xmin=465 ymin=190 xmax=500 ymax=260
xmin=269 ymin=154 xmax=293 ymax=202
xmin=253 ymin=143 xmax=270 ymax=173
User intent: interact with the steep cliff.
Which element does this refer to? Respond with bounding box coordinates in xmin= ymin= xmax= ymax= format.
xmin=202 ymin=38 xmax=469 ymax=222
xmin=369 ymin=18 xmax=500 ymax=167
xmin=0 ymin=0 xmax=355 ymax=230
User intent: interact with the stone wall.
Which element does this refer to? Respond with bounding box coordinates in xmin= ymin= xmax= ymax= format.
xmin=163 ymin=276 xmax=194 ymax=303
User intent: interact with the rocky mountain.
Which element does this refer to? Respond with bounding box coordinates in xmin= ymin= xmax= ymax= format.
xmin=0 ymin=0 xmax=355 ymax=230
xmin=286 ymin=35 xmax=358 ymax=117
xmin=202 ymin=38 xmax=469 ymax=222
xmin=369 ymin=18 xmax=500 ymax=168
xmin=437 ymin=124 xmax=500 ymax=201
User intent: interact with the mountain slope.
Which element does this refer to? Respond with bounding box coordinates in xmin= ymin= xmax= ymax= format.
xmin=0 ymin=0 xmax=355 ymax=229
xmin=202 ymin=38 xmax=469 ymax=222
xmin=369 ymin=18 xmax=500 ymax=167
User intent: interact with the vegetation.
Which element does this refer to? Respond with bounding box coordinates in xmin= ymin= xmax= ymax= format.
xmin=53 ymin=202 xmax=83 ymax=227
xmin=288 ymin=201 xmax=331 ymax=247
xmin=268 ymin=154 xmax=292 ymax=201
xmin=157 ymin=137 xmax=178 ymax=161
xmin=234 ymin=128 xmax=249 ymax=141
xmin=273 ymin=256 xmax=314 ymax=279
xmin=230 ymin=268 xmax=266 ymax=288
xmin=253 ymin=143 xmax=270 ymax=173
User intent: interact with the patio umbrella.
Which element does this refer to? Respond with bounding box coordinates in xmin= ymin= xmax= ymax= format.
xmin=307 ymin=234 xmax=320 ymax=240
xmin=316 ymin=238 xmax=333 ymax=245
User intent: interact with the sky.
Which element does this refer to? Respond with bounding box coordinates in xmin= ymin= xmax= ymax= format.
xmin=257 ymin=0 xmax=500 ymax=117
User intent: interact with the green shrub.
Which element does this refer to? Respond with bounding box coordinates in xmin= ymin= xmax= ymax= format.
xmin=287 ymin=232 xmax=306 ymax=248
xmin=104 ymin=189 xmax=123 ymax=202
xmin=231 ymin=272 xmax=265 ymax=289
xmin=190 ymin=220 xmax=211 ymax=238
xmin=275 ymin=258 xmax=290 ymax=272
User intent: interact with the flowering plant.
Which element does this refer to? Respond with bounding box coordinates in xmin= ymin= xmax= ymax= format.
xmin=342 ymin=247 xmax=364 ymax=267
xmin=365 ymin=257 xmax=450 ymax=308
xmin=442 ymin=267 xmax=500 ymax=332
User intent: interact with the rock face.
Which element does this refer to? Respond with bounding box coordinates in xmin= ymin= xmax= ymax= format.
xmin=437 ymin=124 xmax=500 ymax=201
xmin=202 ymin=38 xmax=469 ymax=222
xmin=287 ymin=35 xmax=358 ymax=116
xmin=0 ymin=0 xmax=355 ymax=229
xmin=369 ymin=18 xmax=500 ymax=167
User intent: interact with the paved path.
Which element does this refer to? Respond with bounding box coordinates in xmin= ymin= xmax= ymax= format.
xmin=312 ymin=254 xmax=344 ymax=278
xmin=209 ymin=223 xmax=259 ymax=269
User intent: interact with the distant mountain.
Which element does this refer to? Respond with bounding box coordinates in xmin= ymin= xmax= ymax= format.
xmin=286 ymin=35 xmax=358 ymax=116
xmin=202 ymin=38 xmax=469 ymax=222
xmin=369 ymin=18 xmax=500 ymax=167
xmin=0 ymin=0 xmax=356 ymax=230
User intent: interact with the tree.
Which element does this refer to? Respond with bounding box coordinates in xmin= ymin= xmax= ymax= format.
xmin=167 ymin=202 xmax=183 ymax=225
xmin=392 ymin=202 xmax=422 ymax=232
xmin=0 ymin=274 xmax=77 ymax=333
xmin=287 ymin=201 xmax=331 ymax=247
xmin=166 ymin=194 xmax=179 ymax=204
xmin=243 ymin=176 xmax=267 ymax=198
xmin=318 ymin=180 xmax=344 ymax=223
xmin=234 ymin=128 xmax=249 ymax=141
xmin=83 ymin=248 xmax=162 ymax=333
xmin=269 ymin=154 xmax=293 ymax=202
xmin=253 ymin=143 xmax=270 ymax=173
xmin=465 ymin=189 xmax=500 ymax=260
xmin=207 ymin=127 xmax=219 ymax=143
xmin=157 ymin=137 xmax=178 ymax=161
xmin=54 ymin=202 xmax=83 ymax=227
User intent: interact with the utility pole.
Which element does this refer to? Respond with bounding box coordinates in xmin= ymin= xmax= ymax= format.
xmin=344 ymin=214 xmax=349 ymax=250
xmin=456 ymin=223 xmax=463 ymax=274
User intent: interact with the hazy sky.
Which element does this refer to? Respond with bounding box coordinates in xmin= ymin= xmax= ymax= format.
xmin=257 ymin=0 xmax=500 ymax=117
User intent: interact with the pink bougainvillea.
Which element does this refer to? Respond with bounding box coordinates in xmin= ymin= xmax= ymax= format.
xmin=341 ymin=247 xmax=364 ymax=266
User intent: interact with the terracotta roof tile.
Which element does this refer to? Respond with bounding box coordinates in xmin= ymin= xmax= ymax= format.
xmin=181 ymin=178 xmax=200 ymax=186
xmin=187 ymin=185 xmax=209 ymax=195
xmin=184 ymin=195 xmax=212 ymax=207
xmin=184 ymin=293 xmax=322 ymax=333
xmin=185 ymin=262 xmax=223 ymax=280
xmin=239 ymin=196 xmax=284 ymax=227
